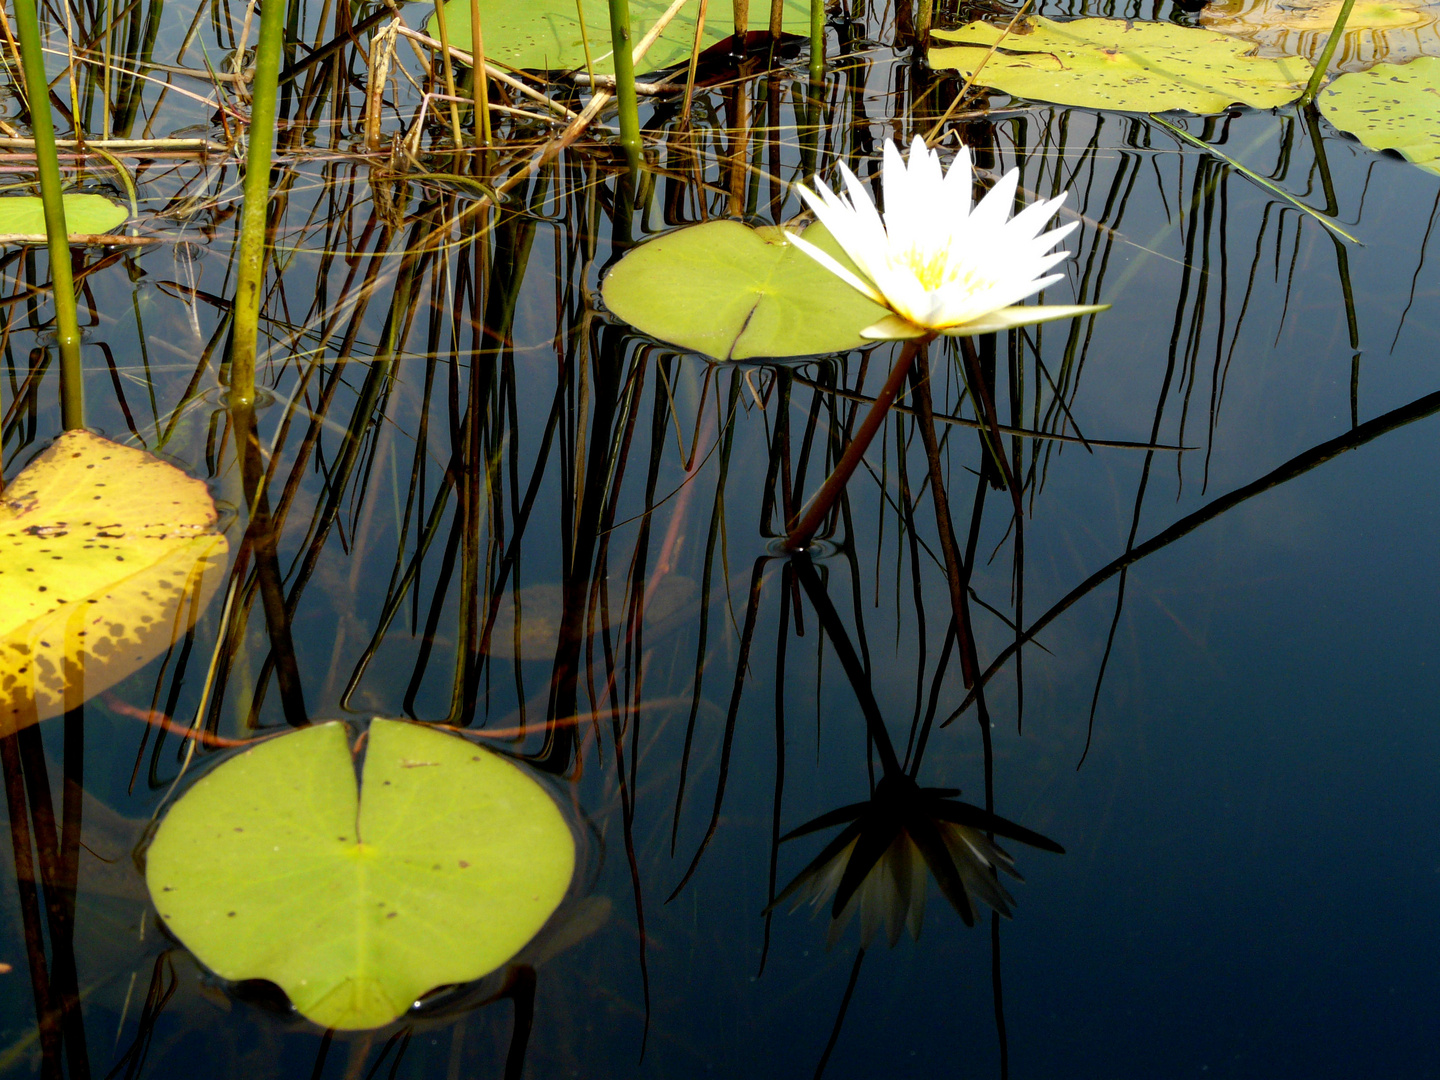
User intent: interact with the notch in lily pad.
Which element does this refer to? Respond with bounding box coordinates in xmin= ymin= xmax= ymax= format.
xmin=145 ymin=719 xmax=577 ymax=1030
xmin=929 ymin=16 xmax=1314 ymax=113
xmin=0 ymin=193 xmax=128 ymax=244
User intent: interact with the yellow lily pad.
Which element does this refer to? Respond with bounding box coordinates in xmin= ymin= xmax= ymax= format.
xmin=0 ymin=430 xmax=228 ymax=730
xmin=1318 ymin=56 xmax=1440 ymax=174
xmin=1200 ymin=0 xmax=1440 ymax=74
xmin=929 ymin=15 xmax=1313 ymax=113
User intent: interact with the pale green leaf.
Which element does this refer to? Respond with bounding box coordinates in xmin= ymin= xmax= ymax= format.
xmin=0 ymin=194 xmax=128 ymax=243
xmin=929 ymin=16 xmax=1313 ymax=113
xmin=146 ymin=719 xmax=576 ymax=1030
xmin=1318 ymin=56 xmax=1440 ymax=175
xmin=0 ymin=430 xmax=228 ymax=731
xmin=427 ymin=0 xmax=811 ymax=76
xmin=602 ymin=220 xmax=889 ymax=360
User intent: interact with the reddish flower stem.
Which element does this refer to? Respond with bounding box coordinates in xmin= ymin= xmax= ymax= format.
xmin=785 ymin=333 xmax=935 ymax=550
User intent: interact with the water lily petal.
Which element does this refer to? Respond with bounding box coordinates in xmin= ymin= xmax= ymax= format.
xmin=1006 ymin=191 xmax=1071 ymax=241
xmin=859 ymin=314 xmax=929 ymax=339
xmin=938 ymin=303 xmax=1111 ymax=336
xmin=784 ymin=229 xmax=887 ymax=307
xmin=967 ymin=166 xmax=1022 ymax=232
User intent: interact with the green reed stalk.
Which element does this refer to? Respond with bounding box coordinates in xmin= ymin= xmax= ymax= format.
xmin=12 ymin=0 xmax=83 ymax=429
xmin=1300 ymin=0 xmax=1356 ymax=106
xmin=228 ymin=0 xmax=287 ymax=408
xmin=808 ymin=0 xmax=823 ymax=82
xmin=607 ymin=0 xmax=641 ymax=166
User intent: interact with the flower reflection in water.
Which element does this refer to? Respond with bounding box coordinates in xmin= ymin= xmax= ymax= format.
xmin=772 ymin=772 xmax=1064 ymax=948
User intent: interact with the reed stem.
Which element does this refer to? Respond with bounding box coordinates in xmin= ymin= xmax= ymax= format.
xmin=469 ymin=0 xmax=491 ymax=146
xmin=12 ymin=0 xmax=83 ymax=429
xmin=606 ymin=0 xmax=642 ymax=168
xmin=228 ymin=0 xmax=287 ymax=408
xmin=809 ymin=0 xmax=824 ymax=82
xmin=1299 ymin=0 xmax=1356 ymax=106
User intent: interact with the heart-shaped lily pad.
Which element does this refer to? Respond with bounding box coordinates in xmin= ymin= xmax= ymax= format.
xmin=146 ymin=719 xmax=576 ymax=1030
xmin=428 ymin=0 xmax=810 ymax=76
xmin=0 ymin=194 xmax=128 ymax=243
xmin=1318 ymin=56 xmax=1440 ymax=174
xmin=0 ymin=430 xmax=228 ymax=730
xmin=929 ymin=16 xmax=1313 ymax=113
xmin=1200 ymin=0 xmax=1440 ymax=74
xmin=602 ymin=220 xmax=889 ymax=360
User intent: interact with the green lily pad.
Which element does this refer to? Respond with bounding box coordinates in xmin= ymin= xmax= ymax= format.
xmin=929 ymin=16 xmax=1314 ymax=113
xmin=0 ymin=430 xmax=228 ymax=731
xmin=1318 ymin=56 xmax=1440 ymax=175
xmin=602 ymin=220 xmax=889 ymax=360
xmin=0 ymin=194 xmax=128 ymax=243
xmin=1200 ymin=0 xmax=1440 ymax=74
xmin=427 ymin=0 xmax=810 ymax=76
xmin=146 ymin=719 xmax=575 ymax=1030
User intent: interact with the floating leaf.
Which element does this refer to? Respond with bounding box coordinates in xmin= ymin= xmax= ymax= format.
xmin=0 ymin=430 xmax=228 ymax=731
xmin=146 ymin=719 xmax=576 ymax=1030
xmin=486 ymin=575 xmax=696 ymax=660
xmin=1318 ymin=57 xmax=1440 ymax=174
xmin=1200 ymin=0 xmax=1440 ymax=73
xmin=929 ymin=16 xmax=1313 ymax=113
xmin=427 ymin=0 xmax=810 ymax=76
xmin=0 ymin=194 xmax=128 ymax=244
xmin=602 ymin=220 xmax=889 ymax=360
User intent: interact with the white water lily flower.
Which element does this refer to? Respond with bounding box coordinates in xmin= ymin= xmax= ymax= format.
xmin=786 ymin=136 xmax=1106 ymax=340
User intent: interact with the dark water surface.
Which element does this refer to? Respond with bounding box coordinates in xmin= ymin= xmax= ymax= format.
xmin=1 ymin=0 xmax=1438 ymax=1075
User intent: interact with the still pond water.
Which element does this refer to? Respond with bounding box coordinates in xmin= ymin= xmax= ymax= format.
xmin=0 ymin=0 xmax=1438 ymax=1075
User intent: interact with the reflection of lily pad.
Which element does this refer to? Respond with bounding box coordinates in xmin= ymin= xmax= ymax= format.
xmin=929 ymin=16 xmax=1313 ymax=112
xmin=1200 ymin=0 xmax=1440 ymax=73
xmin=603 ymin=221 xmax=889 ymax=360
xmin=0 ymin=194 xmax=128 ymax=243
xmin=1318 ymin=56 xmax=1440 ymax=174
xmin=428 ymin=0 xmax=809 ymax=76
xmin=0 ymin=430 xmax=228 ymax=731
xmin=146 ymin=719 xmax=575 ymax=1030
xmin=487 ymin=575 xmax=697 ymax=660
